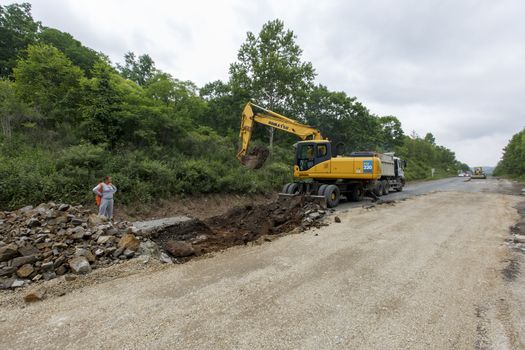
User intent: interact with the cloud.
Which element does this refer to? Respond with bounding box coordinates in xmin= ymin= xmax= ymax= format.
xmin=6 ymin=0 xmax=524 ymax=166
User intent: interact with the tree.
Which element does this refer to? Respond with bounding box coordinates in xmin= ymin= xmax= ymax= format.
xmin=199 ymin=80 xmax=248 ymax=133
xmin=0 ymin=79 xmax=32 ymax=137
xmin=38 ymin=27 xmax=101 ymax=75
xmin=424 ymin=132 xmax=436 ymax=145
xmin=229 ymin=19 xmax=316 ymax=149
xmin=0 ymin=2 xmax=41 ymax=77
xmin=379 ymin=115 xmax=404 ymax=150
xmin=13 ymin=44 xmax=83 ymax=125
xmin=301 ymin=85 xmax=383 ymax=152
xmin=494 ymin=128 xmax=525 ymax=178
xmin=79 ymin=61 xmax=123 ymax=145
xmin=117 ymin=52 xmax=156 ymax=86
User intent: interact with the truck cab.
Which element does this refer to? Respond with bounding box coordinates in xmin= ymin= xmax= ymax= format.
xmin=393 ymin=157 xmax=405 ymax=180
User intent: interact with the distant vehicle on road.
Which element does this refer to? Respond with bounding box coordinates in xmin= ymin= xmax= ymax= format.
xmin=471 ymin=167 xmax=487 ymax=179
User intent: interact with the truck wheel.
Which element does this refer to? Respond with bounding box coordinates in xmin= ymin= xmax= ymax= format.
xmin=349 ymin=185 xmax=365 ymax=202
xmin=318 ymin=184 xmax=328 ymax=196
xmin=287 ymin=183 xmax=299 ymax=194
xmin=395 ymin=185 xmax=403 ymax=192
xmin=382 ymin=180 xmax=389 ymax=195
xmin=372 ymin=181 xmax=382 ymax=197
xmin=324 ymin=185 xmax=340 ymax=208
xmin=282 ymin=183 xmax=292 ymax=194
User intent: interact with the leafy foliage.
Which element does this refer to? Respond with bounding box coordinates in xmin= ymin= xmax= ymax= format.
xmin=494 ymin=128 xmax=525 ymax=181
xmin=0 ymin=2 xmax=40 ymax=77
xmin=117 ymin=52 xmax=157 ymax=86
xmin=0 ymin=5 xmax=469 ymax=210
xmin=14 ymin=44 xmax=83 ymax=125
xmin=38 ymin=27 xmax=101 ymax=75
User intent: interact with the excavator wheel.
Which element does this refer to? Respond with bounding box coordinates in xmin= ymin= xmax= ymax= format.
xmin=282 ymin=183 xmax=292 ymax=194
xmin=324 ymin=185 xmax=340 ymax=208
xmin=318 ymin=184 xmax=328 ymax=196
xmin=287 ymin=183 xmax=299 ymax=195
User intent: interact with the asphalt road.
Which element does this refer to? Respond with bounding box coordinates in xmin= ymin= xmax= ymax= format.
xmin=1 ymin=177 xmax=524 ymax=349
xmin=338 ymin=176 xmax=519 ymax=209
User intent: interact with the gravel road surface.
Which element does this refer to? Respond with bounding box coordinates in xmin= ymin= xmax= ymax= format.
xmin=1 ymin=177 xmax=524 ymax=349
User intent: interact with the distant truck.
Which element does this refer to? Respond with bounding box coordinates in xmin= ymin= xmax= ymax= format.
xmin=471 ymin=167 xmax=486 ymax=179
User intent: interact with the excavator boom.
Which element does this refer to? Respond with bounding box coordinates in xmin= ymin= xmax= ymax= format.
xmin=237 ymin=102 xmax=323 ymax=168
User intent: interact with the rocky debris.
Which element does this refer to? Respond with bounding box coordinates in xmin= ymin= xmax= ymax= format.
xmin=159 ymin=253 xmax=173 ymax=264
xmin=334 ymin=216 xmax=341 ymax=223
xmin=24 ymin=289 xmax=45 ymax=302
xmin=514 ymin=234 xmax=525 ymax=244
xmin=0 ymin=202 xmax=160 ymax=289
xmin=507 ymin=201 xmax=525 ymax=253
xmin=154 ymin=196 xmax=328 ymax=260
xmin=1 ymin=197 xmax=330 ymax=287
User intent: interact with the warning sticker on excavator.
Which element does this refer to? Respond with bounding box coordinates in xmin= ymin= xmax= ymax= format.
xmin=363 ymin=160 xmax=373 ymax=173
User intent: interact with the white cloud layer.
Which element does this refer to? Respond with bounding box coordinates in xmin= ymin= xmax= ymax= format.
xmin=5 ymin=0 xmax=524 ymax=165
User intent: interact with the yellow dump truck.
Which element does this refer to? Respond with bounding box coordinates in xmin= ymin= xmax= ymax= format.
xmin=237 ymin=102 xmax=406 ymax=207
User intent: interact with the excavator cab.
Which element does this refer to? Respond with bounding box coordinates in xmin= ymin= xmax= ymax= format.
xmin=296 ymin=141 xmax=332 ymax=171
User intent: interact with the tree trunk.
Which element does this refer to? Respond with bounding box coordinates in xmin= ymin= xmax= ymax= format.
xmin=269 ymin=127 xmax=274 ymax=151
xmin=268 ymin=97 xmax=274 ymax=152
xmin=0 ymin=115 xmax=12 ymax=137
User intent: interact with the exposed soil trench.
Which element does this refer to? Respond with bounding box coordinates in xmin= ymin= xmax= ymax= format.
xmin=152 ymin=196 xmax=326 ymax=260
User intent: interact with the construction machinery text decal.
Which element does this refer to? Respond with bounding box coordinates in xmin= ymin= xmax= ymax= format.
xmin=363 ymin=160 xmax=373 ymax=173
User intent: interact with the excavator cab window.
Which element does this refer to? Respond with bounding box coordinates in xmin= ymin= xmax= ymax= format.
xmin=296 ymin=142 xmax=332 ymax=171
xmin=317 ymin=144 xmax=327 ymax=157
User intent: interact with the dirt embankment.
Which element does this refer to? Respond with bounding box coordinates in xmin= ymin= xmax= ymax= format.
xmin=152 ymin=196 xmax=329 ymax=260
xmin=114 ymin=193 xmax=277 ymax=222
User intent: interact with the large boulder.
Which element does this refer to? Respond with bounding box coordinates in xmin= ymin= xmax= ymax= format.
xmin=11 ymin=255 xmax=37 ymax=268
xmin=68 ymin=256 xmax=91 ymax=274
xmin=0 ymin=243 xmax=19 ymax=262
xmin=165 ymin=240 xmax=195 ymax=258
xmin=16 ymin=264 xmax=34 ymax=278
xmin=24 ymin=289 xmax=45 ymax=302
xmin=118 ymin=234 xmax=140 ymax=251
xmin=87 ymin=214 xmax=105 ymax=227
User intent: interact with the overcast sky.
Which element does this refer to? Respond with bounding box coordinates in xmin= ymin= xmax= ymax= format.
xmin=8 ymin=0 xmax=525 ymax=166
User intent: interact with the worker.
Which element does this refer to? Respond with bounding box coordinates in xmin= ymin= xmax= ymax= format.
xmin=92 ymin=176 xmax=117 ymax=219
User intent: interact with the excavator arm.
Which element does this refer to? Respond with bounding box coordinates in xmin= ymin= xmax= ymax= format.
xmin=236 ymin=102 xmax=323 ymax=168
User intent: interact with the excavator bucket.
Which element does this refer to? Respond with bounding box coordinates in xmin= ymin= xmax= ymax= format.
xmin=239 ymin=146 xmax=270 ymax=170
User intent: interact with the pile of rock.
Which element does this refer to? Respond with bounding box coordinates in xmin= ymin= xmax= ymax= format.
xmin=300 ymin=201 xmax=330 ymax=228
xmin=0 ymin=202 xmax=158 ymax=289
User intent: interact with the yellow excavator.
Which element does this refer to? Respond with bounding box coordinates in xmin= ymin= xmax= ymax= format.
xmin=471 ymin=167 xmax=486 ymax=179
xmin=236 ymin=102 xmax=406 ymax=207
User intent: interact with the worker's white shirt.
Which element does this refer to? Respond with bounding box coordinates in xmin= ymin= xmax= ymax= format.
xmin=93 ymin=183 xmax=117 ymax=199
